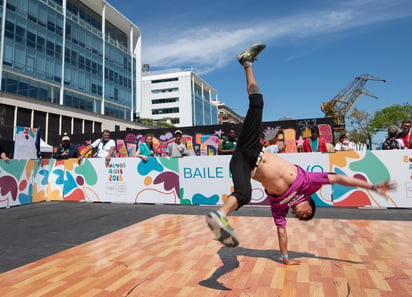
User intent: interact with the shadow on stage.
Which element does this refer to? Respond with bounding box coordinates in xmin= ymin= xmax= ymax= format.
xmin=198 ymin=246 xmax=365 ymax=291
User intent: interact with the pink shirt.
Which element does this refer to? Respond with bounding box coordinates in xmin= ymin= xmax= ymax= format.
xmin=267 ymin=166 xmax=332 ymax=228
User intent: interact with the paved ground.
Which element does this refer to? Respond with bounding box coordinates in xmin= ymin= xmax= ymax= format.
xmin=0 ymin=201 xmax=411 ymax=273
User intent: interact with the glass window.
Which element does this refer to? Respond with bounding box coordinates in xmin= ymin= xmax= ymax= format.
xmin=39 ymin=88 xmax=47 ymax=101
xmin=46 ymin=40 xmax=54 ymax=56
xmin=46 ymin=59 xmax=53 ymax=79
xmin=14 ymin=46 xmax=25 ymax=70
xmin=5 ymin=21 xmax=14 ymax=39
xmin=27 ymin=30 xmax=36 ymax=48
xmin=28 ymin=1 xmax=37 ymax=22
xmin=55 ymin=44 xmax=62 ymax=59
xmin=26 ymin=55 xmax=35 ymax=72
xmin=7 ymin=0 xmax=16 ymax=11
xmin=29 ymin=84 xmax=38 ymax=98
xmin=18 ymin=81 xmax=29 ymax=96
xmin=38 ymin=5 xmax=47 ymax=27
xmin=6 ymin=78 xmax=17 ymax=93
xmin=3 ymin=43 xmax=13 ymax=65
xmin=37 ymin=36 xmax=45 ymax=52
xmin=78 ymin=55 xmax=84 ymax=69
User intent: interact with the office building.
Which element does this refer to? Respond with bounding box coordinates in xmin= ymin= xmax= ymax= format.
xmin=0 ymin=0 xmax=143 ymax=150
xmin=212 ymin=100 xmax=243 ymax=124
xmin=140 ymin=67 xmax=218 ymax=127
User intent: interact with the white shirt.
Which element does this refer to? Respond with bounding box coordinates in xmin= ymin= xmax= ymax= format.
xmin=167 ymin=142 xmax=188 ymax=158
xmin=266 ymin=145 xmax=280 ymax=154
xmin=91 ymin=138 xmax=116 ymax=158
xmin=335 ymin=141 xmax=355 ymax=151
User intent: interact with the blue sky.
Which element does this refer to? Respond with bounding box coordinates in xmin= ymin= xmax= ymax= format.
xmin=107 ymin=0 xmax=412 ymax=123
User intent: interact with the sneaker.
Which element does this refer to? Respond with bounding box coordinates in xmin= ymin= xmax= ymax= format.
xmin=206 ymin=211 xmax=239 ymax=247
xmin=237 ymin=43 xmax=266 ymax=66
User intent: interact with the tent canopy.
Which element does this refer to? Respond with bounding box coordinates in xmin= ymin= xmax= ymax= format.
xmin=40 ymin=139 xmax=53 ymax=153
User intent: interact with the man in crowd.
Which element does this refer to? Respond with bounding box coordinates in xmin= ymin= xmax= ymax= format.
xmin=79 ymin=129 xmax=116 ymax=164
xmin=53 ymin=133 xmax=79 ymax=159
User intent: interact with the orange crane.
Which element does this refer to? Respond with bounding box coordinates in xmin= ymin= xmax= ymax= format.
xmin=321 ymin=74 xmax=386 ymax=133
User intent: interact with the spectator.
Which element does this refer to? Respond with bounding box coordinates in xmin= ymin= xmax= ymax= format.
xmin=53 ymin=133 xmax=79 ymax=159
xmin=266 ymin=138 xmax=286 ymax=154
xmin=335 ymin=135 xmax=355 ymax=151
xmin=382 ymin=125 xmax=404 ymax=150
xmin=167 ymin=130 xmax=188 ymax=158
xmin=79 ymin=129 xmax=116 ymax=163
xmin=396 ymin=120 xmax=412 ymax=149
xmin=135 ymin=133 xmax=155 ymax=162
xmin=0 ymin=144 xmax=9 ymax=162
xmin=277 ymin=140 xmax=286 ymax=153
xmin=218 ymin=128 xmax=238 ymax=155
xmin=302 ymin=127 xmax=328 ymax=152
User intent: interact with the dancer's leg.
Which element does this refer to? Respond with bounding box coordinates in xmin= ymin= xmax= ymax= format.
xmin=206 ymin=43 xmax=265 ymax=247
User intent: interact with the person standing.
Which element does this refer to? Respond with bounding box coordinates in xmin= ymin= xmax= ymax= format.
xmin=396 ymin=120 xmax=412 ymax=149
xmin=0 ymin=144 xmax=9 ymax=162
xmin=302 ymin=127 xmax=328 ymax=152
xmin=382 ymin=125 xmax=404 ymax=150
xmin=135 ymin=133 xmax=155 ymax=161
xmin=334 ymin=135 xmax=355 ymax=151
xmin=79 ymin=129 xmax=116 ymax=164
xmin=218 ymin=128 xmax=238 ymax=155
xmin=53 ymin=133 xmax=79 ymax=159
xmin=167 ymin=130 xmax=188 ymax=158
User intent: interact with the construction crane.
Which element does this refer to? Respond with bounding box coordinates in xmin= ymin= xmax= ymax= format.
xmin=321 ymin=74 xmax=386 ymax=133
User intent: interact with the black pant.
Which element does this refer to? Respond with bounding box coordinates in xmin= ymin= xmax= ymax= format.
xmin=229 ymin=93 xmax=264 ymax=209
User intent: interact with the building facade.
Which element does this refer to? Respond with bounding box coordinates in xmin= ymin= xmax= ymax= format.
xmin=0 ymin=0 xmax=144 ymax=150
xmin=212 ymin=100 xmax=243 ymax=124
xmin=140 ymin=68 xmax=218 ymax=127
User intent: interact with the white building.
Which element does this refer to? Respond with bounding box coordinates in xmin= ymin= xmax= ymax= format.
xmin=140 ymin=68 xmax=218 ymax=127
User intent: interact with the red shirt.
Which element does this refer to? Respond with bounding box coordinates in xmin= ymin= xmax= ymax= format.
xmin=302 ymin=137 xmax=328 ymax=152
xmin=397 ymin=131 xmax=412 ymax=148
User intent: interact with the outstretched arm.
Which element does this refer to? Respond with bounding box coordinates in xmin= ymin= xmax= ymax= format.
xmin=327 ymin=174 xmax=397 ymax=196
xmin=277 ymin=227 xmax=301 ymax=265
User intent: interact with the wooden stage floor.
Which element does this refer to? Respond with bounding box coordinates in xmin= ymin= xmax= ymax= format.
xmin=0 ymin=214 xmax=411 ymax=297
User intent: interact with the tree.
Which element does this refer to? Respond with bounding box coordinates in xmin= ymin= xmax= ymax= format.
xmin=369 ymin=103 xmax=412 ymax=130
xmin=346 ymin=108 xmax=375 ymax=149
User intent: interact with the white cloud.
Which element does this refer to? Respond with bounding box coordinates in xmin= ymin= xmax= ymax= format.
xmin=141 ymin=0 xmax=412 ymax=74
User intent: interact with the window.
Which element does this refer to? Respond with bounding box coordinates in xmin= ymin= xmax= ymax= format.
xmin=46 ymin=40 xmax=54 ymax=56
xmin=151 ymin=87 xmax=178 ymax=94
xmin=152 ymin=107 xmax=179 ymax=115
xmin=152 ymin=97 xmax=179 ymax=104
xmin=151 ymin=77 xmax=178 ymax=83
xmin=15 ymin=25 xmax=25 ymax=43
xmin=27 ymin=31 xmax=36 ymax=48
xmin=5 ymin=21 xmax=14 ymax=39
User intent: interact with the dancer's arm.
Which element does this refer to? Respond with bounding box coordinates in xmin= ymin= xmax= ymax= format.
xmin=327 ymin=174 xmax=396 ymax=196
xmin=277 ymin=227 xmax=301 ymax=265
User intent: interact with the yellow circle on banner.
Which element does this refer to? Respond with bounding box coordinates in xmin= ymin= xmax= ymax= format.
xmin=144 ymin=176 xmax=152 ymax=186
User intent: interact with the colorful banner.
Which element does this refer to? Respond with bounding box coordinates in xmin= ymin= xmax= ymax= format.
xmin=14 ymin=127 xmax=40 ymax=159
xmin=0 ymin=150 xmax=411 ymax=209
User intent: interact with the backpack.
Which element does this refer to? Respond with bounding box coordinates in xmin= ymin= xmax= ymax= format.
xmin=382 ymin=137 xmax=399 ymax=150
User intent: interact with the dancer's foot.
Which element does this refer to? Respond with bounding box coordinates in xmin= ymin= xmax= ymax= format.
xmin=237 ymin=43 xmax=266 ymax=67
xmin=206 ymin=211 xmax=239 ymax=247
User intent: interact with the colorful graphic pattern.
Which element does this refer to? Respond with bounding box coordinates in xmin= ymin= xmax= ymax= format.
xmin=0 ymin=150 xmax=410 ymax=208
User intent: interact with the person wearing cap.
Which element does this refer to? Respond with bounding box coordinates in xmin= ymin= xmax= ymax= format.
xmin=54 ymin=133 xmax=79 ymax=159
xmin=167 ymin=130 xmax=188 ymax=158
